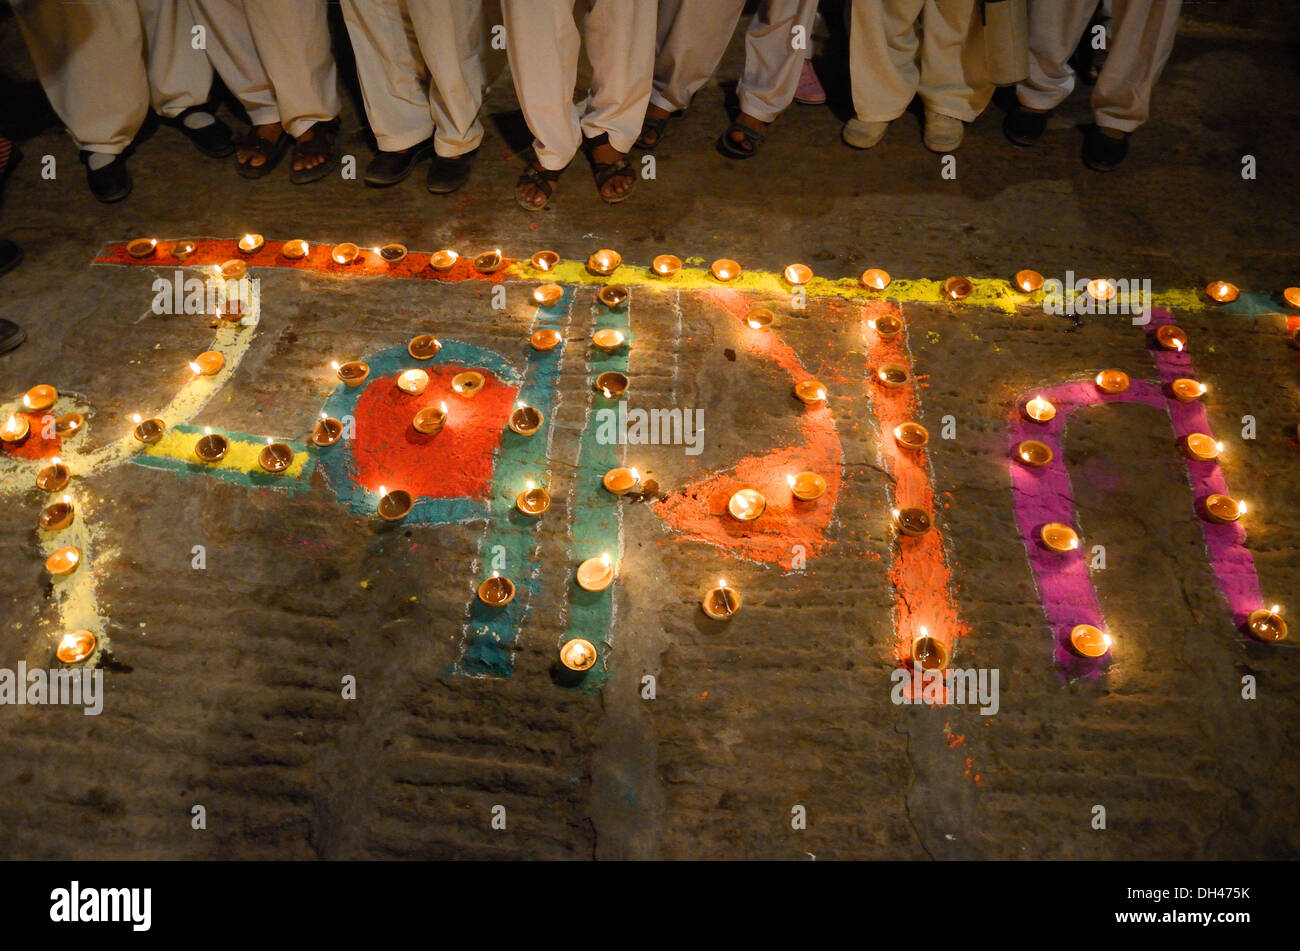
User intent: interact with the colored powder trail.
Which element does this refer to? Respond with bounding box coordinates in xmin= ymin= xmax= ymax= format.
xmin=133 ymin=424 xmax=314 ymax=491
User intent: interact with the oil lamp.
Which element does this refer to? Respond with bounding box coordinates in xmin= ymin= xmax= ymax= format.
xmin=893 ymin=507 xmax=931 ymax=537
xmin=784 ymin=263 xmax=812 ymax=286
xmin=396 ymin=369 xmax=430 ymax=396
xmin=56 ymin=630 xmax=97 ymax=664
xmin=46 ymin=546 xmax=81 ymax=576
xmin=451 ymin=371 xmax=484 ymax=396
xmin=412 ymin=403 xmax=448 ymax=435
xmin=598 ymin=284 xmax=629 ymax=308
xmin=1039 ymin=522 xmax=1079 ymax=553
xmin=533 ymin=283 xmax=563 ymax=306
xmin=258 ymin=439 xmax=293 ymax=473
xmin=860 ymin=268 xmax=891 ymax=290
xmin=911 ymin=627 xmax=948 ymax=670
xmin=1284 ymin=286 xmax=1300 ymax=309
xmin=1202 ymin=494 xmax=1245 ymax=524
xmin=238 ymin=233 xmax=264 ymax=253
xmin=170 ymin=239 xmax=197 ymax=261
xmin=40 ymin=496 xmax=75 ymax=531
xmin=429 ymin=249 xmax=459 ymax=271
xmin=701 ymin=579 xmax=741 ymax=620
xmin=1095 ymin=369 xmax=1130 ymax=394
xmin=530 ymin=328 xmax=562 ymax=352
xmin=477 ymin=573 xmax=516 ymax=606
xmin=55 ymin=413 xmax=84 ymax=437
xmin=727 ymin=488 xmax=766 ymax=521
xmin=1246 ymin=605 xmax=1288 ymax=642
xmin=219 ymin=259 xmax=247 ymax=280
xmin=793 ymin=379 xmax=827 ymax=404
xmin=509 ymin=403 xmax=543 ymax=436
xmin=1016 ymin=440 xmax=1053 ymax=467
xmin=473 ymin=249 xmax=503 ymax=273
xmin=602 ymin=467 xmax=640 ymax=495
xmin=36 ymin=457 xmax=70 ymax=492
xmin=747 ymin=308 xmax=774 ymax=329
xmin=516 ymin=481 xmax=550 ymax=516
xmin=710 ymin=258 xmax=740 ymax=281
xmin=893 ymin=422 xmax=929 ymax=449
xmin=576 ymin=553 xmax=615 ymax=592
xmin=1015 ymin=269 xmax=1044 ymax=293
xmin=869 ymin=314 xmax=902 ymax=337
xmin=1087 ymin=278 xmax=1116 ymax=302
xmin=190 ymin=351 xmax=225 ymax=376
xmin=127 ymin=237 xmax=157 ymax=258
xmin=595 ymin=372 xmax=629 ymax=399
xmin=132 ymin=414 xmax=165 ymax=444
xmin=0 ymin=413 xmax=30 ymax=442
xmin=587 ymin=249 xmax=621 ymax=276
xmin=377 ymin=486 xmax=413 ymax=521
xmin=560 ymin=638 xmax=598 ymax=671
xmin=1155 ymin=325 xmax=1188 ymax=351
xmin=876 ymin=364 xmax=910 ymax=388
xmin=1069 ymin=624 xmax=1111 ymax=657
xmin=23 ymin=384 xmax=57 ymax=412
xmin=408 ymin=334 xmax=442 ymax=360
xmin=379 ymin=243 xmax=407 ymax=264
xmin=332 ymin=242 xmax=360 ymax=265
xmin=281 ymin=239 xmax=310 ymax=259
xmin=1183 ymin=433 xmax=1223 ymax=461
xmin=943 ymin=276 xmax=972 ymax=300
xmin=1024 ymin=394 xmax=1056 ymax=422
xmin=1206 ymin=280 xmax=1239 ymax=303
xmin=1169 ymin=379 xmax=1206 ymax=402
xmin=194 ymin=427 xmax=228 ymax=462
xmin=530 ymin=250 xmax=559 ymax=271
xmin=652 ymin=254 xmax=681 ymax=277
xmin=592 ymin=328 xmax=625 ymax=352
xmin=333 ymin=360 xmax=370 ymax=387
xmin=311 ymin=414 xmax=343 ymax=446
xmin=788 ymin=472 xmax=826 ymax=501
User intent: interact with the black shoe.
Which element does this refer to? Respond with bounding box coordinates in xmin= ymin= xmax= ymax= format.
xmin=0 ymin=317 xmax=25 ymax=355
xmin=80 ymin=151 xmax=132 ymax=203
xmin=1003 ymin=103 xmax=1050 ymax=146
xmin=0 ymin=239 xmax=21 ymax=279
xmin=1082 ymin=124 xmax=1129 ymax=172
xmin=172 ymin=109 xmax=235 ymax=158
xmin=427 ymin=149 xmax=476 ymax=194
xmin=364 ymin=138 xmax=435 ymax=187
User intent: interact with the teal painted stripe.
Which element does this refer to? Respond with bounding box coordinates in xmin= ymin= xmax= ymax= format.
xmin=457 ymin=288 xmax=575 ymax=677
xmin=561 ymin=292 xmax=630 ymax=691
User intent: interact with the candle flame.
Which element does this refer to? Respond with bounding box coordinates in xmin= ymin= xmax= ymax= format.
xmin=1197 ymin=383 xmax=1207 ymax=394
xmin=1238 ymin=500 xmax=1247 ymax=515
xmin=189 ymin=361 xmax=202 ymax=375
xmin=1270 ymin=604 xmax=1280 ymax=615
xmin=600 ymin=552 xmax=611 ymax=567
xmin=1103 ymin=634 xmax=1113 ymax=648
xmin=51 ymin=456 xmax=61 ymax=466
xmin=331 ymin=361 xmax=340 ymax=371
xmin=132 ymin=413 xmax=141 ymax=424
xmin=787 ymin=474 xmax=796 ymax=489
xmin=204 ymin=426 xmax=212 ymax=436
xmin=629 ymin=468 xmax=640 ymax=482
xmin=266 ymin=437 xmax=273 ymax=446
xmin=892 ymin=508 xmax=901 ymax=519
xmin=718 ymin=579 xmax=727 ymax=589
xmin=1173 ymin=339 xmax=1184 ymax=351
xmin=379 ymin=485 xmax=387 ymax=496
xmin=919 ymin=626 xmax=929 ymax=637
xmin=62 ymin=494 xmax=71 ymax=504
xmin=439 ymin=401 xmax=448 ymax=413
xmin=1216 ymin=441 xmax=1224 ymax=453
xmin=526 ymin=480 xmax=535 ymax=490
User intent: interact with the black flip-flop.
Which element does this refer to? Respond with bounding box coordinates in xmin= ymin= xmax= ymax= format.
xmin=717 ymin=120 xmax=765 ymax=160
xmin=635 ymin=115 xmax=669 ymax=152
xmin=516 ymin=161 xmax=564 ymax=211
xmin=234 ymin=129 xmax=291 ymax=179
xmin=290 ymin=119 xmax=341 ymax=185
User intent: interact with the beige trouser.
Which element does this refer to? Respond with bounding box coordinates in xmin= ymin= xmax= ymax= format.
xmin=651 ymin=0 xmax=818 ymax=123
xmin=191 ymin=0 xmax=341 ymax=138
xmin=1017 ymin=0 xmax=1182 ymax=132
xmin=340 ymin=0 xmax=485 ymax=156
xmin=10 ymin=0 xmax=213 ymax=154
xmin=501 ymin=0 xmax=656 ymax=170
xmin=849 ymin=0 xmax=993 ymax=123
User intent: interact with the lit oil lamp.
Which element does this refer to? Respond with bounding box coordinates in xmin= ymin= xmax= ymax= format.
xmin=1069 ymin=624 xmax=1111 ymax=658
xmin=127 ymin=237 xmax=157 ymax=258
xmin=1087 ymin=278 xmax=1116 ymax=301
xmin=943 ymin=276 xmax=973 ymax=300
xmin=39 ymin=496 xmax=75 ymax=531
xmin=509 ymin=403 xmax=543 ymax=436
xmin=592 ymin=328 xmax=626 ymax=352
xmin=311 ymin=414 xmax=343 ymax=446
xmin=281 ymin=239 xmax=310 ymax=259
xmin=429 ymin=249 xmax=459 ymax=271
xmin=1155 ymin=325 xmax=1187 ymax=351
xmin=710 ymin=258 xmax=740 ymax=282
xmin=1246 ymin=605 xmax=1288 ymax=642
xmin=533 ymin=283 xmax=563 ymax=306
xmin=587 ymin=249 xmax=622 ymax=276
xmin=727 ymin=488 xmax=766 ymax=521
xmin=397 ymin=369 xmax=430 ymax=396
xmin=36 ymin=457 xmax=70 ymax=492
xmin=701 ymin=579 xmax=741 ymax=620
xmin=1024 ymin=394 xmax=1056 ymax=422
xmin=559 ymin=638 xmax=598 ymax=672
xmin=1284 ymin=286 xmax=1300 ymax=309
xmin=379 ymin=243 xmax=407 ymax=264
xmin=1016 ymin=440 xmax=1053 ymax=467
xmin=1015 ymin=269 xmax=1044 ymax=293
xmin=23 ymin=384 xmax=57 ymax=412
xmin=603 ymin=466 xmax=640 ymax=495
xmin=333 ymin=360 xmax=370 ymax=387
xmin=46 ymin=545 xmax=81 ymax=576
xmin=194 ymin=427 xmax=228 ymax=463
xmin=55 ymin=413 xmax=84 ymax=437
xmin=451 ymin=370 xmax=485 ymax=397
xmin=598 ymin=284 xmax=629 ymax=308
xmin=170 ymin=239 xmax=197 ymax=261
xmin=746 ymin=308 xmax=774 ymax=329
xmin=258 ymin=439 xmax=293 ymax=473
xmin=595 ymin=371 xmax=629 ymax=399
xmin=1 ymin=413 xmax=30 ymax=443
xmin=860 ymin=268 xmax=891 ymax=290
xmin=875 ymin=363 xmax=910 ymax=388
xmin=530 ymin=249 xmax=559 ymax=271
xmin=219 ymin=259 xmax=247 ymax=280
xmin=893 ymin=422 xmax=929 ymax=449
xmin=1202 ymin=493 xmax=1245 ymax=524
xmin=793 ymin=379 xmax=827 ymax=404
xmin=869 ymin=314 xmax=903 ymax=337
xmin=893 ymin=507 xmax=931 ymax=537
xmin=238 ymin=233 xmax=264 ymax=254
xmin=477 ymin=572 xmax=516 ymax=606
xmin=1182 ymin=433 xmax=1223 ymax=462
xmin=1094 ymin=369 xmax=1130 ymax=394
xmin=911 ymin=627 xmax=949 ymax=671
xmin=56 ymin=630 xmax=97 ymax=664
xmin=473 ymin=249 xmax=503 ymax=273
xmin=1206 ymin=280 xmax=1239 ymax=303
xmin=408 ymin=334 xmax=442 ymax=360
xmin=516 ymin=481 xmax=551 ymax=516
xmin=331 ymin=242 xmax=360 ymax=265
xmin=377 ymin=486 xmax=413 ymax=521
xmin=784 ymin=263 xmax=812 ymax=286
xmin=412 ymin=403 xmax=448 ymax=435
xmin=132 ymin=414 xmax=165 ymax=444
xmin=652 ymin=254 xmax=681 ymax=277
xmin=788 ymin=472 xmax=826 ymax=501
xmin=190 ymin=350 xmax=225 ymax=376
xmin=1169 ymin=378 xmax=1206 ymax=402
xmin=1039 ymin=522 xmax=1079 ymax=553
xmin=576 ymin=553 xmax=615 ymax=592
xmin=530 ymin=328 xmax=562 ymax=352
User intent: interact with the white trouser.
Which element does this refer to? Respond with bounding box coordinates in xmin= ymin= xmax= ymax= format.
xmin=849 ymin=0 xmax=993 ymax=123
xmin=501 ymin=0 xmax=656 ymax=170
xmin=651 ymin=0 xmax=818 ymax=123
xmin=1017 ymin=0 xmax=1181 ymax=132
xmin=191 ymin=0 xmax=341 ymax=138
xmin=10 ymin=0 xmax=212 ymax=154
xmin=340 ymin=0 xmax=485 ymax=156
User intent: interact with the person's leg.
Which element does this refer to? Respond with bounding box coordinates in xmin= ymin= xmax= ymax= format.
xmin=413 ymin=0 xmax=486 ymax=192
xmin=914 ymin=0 xmax=992 ymax=151
xmin=1016 ymin=0 xmax=1096 ymax=113
xmin=340 ymin=0 xmax=437 ymax=185
xmin=502 ymin=0 xmax=582 ymax=207
xmin=1091 ymin=0 xmax=1181 ymax=133
xmin=723 ymin=0 xmax=818 ymax=155
xmin=650 ymin=0 xmax=745 ymax=115
xmin=139 ymin=0 xmax=232 ymax=157
xmin=844 ymin=0 xmax=924 ymax=147
xmin=579 ymin=0 xmax=656 ymax=200
xmin=9 ymin=0 xmax=147 ymax=199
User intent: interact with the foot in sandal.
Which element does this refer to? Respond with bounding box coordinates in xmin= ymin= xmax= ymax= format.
xmin=717 ymin=112 xmax=767 ymax=159
xmin=236 ymin=122 xmax=288 ymax=174
xmin=516 ymin=156 xmax=564 ymax=211
xmin=635 ymin=104 xmax=673 ymax=151
xmin=583 ymin=134 xmax=635 ymax=203
xmin=290 ymin=119 xmax=340 ymax=184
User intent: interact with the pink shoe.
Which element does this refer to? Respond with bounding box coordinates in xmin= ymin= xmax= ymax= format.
xmin=794 ymin=60 xmax=826 ymax=105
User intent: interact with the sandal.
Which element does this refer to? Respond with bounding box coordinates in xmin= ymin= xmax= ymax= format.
xmin=582 ymin=133 xmax=636 ymax=205
xmin=289 ymin=118 xmax=341 ymax=185
xmin=516 ymin=159 xmax=564 ymax=211
xmin=634 ymin=114 xmax=669 ymax=152
xmin=717 ymin=119 xmax=766 ymax=160
xmin=234 ymin=129 xmax=290 ymax=179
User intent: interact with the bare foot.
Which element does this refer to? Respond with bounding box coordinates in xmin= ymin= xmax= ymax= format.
xmin=237 ymin=122 xmax=282 ymax=168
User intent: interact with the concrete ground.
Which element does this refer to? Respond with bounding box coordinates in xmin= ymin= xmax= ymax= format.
xmin=0 ymin=3 xmax=1297 ymax=860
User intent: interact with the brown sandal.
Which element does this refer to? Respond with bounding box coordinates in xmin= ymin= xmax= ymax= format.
xmin=582 ymin=133 xmax=636 ymax=204
xmin=516 ymin=160 xmax=564 ymax=211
